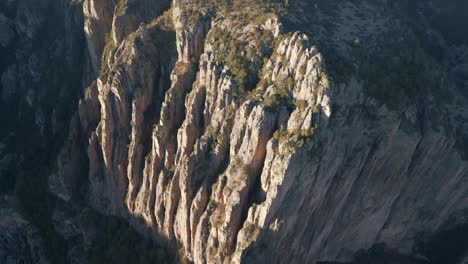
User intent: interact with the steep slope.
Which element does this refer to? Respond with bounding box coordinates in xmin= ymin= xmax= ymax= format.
xmin=72 ymin=0 xmax=468 ymax=263
xmin=0 ymin=0 xmax=174 ymax=263
xmin=77 ymin=1 xmax=333 ymax=262
xmin=1 ymin=0 xmax=468 ymax=263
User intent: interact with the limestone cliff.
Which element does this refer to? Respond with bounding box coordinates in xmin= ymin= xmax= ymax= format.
xmin=75 ymin=0 xmax=468 ymax=263
xmin=2 ymin=0 xmax=468 ymax=263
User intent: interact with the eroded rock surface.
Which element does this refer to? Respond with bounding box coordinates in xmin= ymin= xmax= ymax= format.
xmin=75 ymin=1 xmax=468 ymax=263
xmin=2 ymin=0 xmax=468 ymax=263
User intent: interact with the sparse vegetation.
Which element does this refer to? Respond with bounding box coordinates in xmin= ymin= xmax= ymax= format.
xmin=207 ymin=132 xmax=218 ymax=154
xmin=311 ymin=104 xmax=319 ymax=113
xmin=148 ymin=8 xmax=175 ymax=31
xmin=320 ymin=71 xmax=330 ymax=87
xmin=204 ymin=3 xmax=279 ymax=93
xmin=294 ymin=99 xmax=308 ymax=110
xmin=100 ymin=33 xmax=116 ymax=75
xmin=273 ymin=125 xmax=317 ymax=152
xmin=263 ymin=81 xmax=293 ymax=112
xmin=209 ymin=27 xmax=257 ymax=91
xmin=179 ymin=7 xmax=211 ymax=27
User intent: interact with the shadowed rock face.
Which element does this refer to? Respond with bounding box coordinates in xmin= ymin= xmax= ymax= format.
xmin=0 ymin=196 xmax=50 ymax=264
xmin=1 ymin=0 xmax=468 ymax=263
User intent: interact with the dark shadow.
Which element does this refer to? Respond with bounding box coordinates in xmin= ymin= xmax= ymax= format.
xmin=416 ymin=222 xmax=468 ymax=264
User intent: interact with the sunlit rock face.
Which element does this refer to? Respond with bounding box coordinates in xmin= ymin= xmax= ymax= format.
xmin=74 ymin=0 xmax=468 ymax=263
xmin=1 ymin=0 xmax=468 ymax=263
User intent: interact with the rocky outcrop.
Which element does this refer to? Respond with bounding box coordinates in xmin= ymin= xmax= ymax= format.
xmin=79 ymin=1 xmax=337 ymax=260
xmin=239 ymin=87 xmax=468 ymax=263
xmin=172 ymin=4 xmax=211 ymax=63
xmin=83 ymin=0 xmax=114 ymax=75
xmin=75 ymin=0 xmax=468 ymax=262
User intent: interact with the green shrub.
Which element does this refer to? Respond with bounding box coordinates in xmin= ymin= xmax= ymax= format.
xmin=273 ymin=126 xmax=288 ymax=141
xmin=207 ymin=19 xmax=275 ymax=93
xmin=294 ymin=100 xmax=308 ymax=110
xmin=311 ymin=104 xmax=319 ymax=113
xmin=263 ymin=81 xmax=293 ymax=112
xmin=273 ymin=126 xmax=316 ymax=151
xmin=263 ymin=95 xmax=281 ymax=111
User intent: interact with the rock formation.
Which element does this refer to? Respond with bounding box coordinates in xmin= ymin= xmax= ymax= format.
xmin=1 ymin=0 xmax=468 ymax=263
xmin=75 ymin=0 xmax=468 ymax=263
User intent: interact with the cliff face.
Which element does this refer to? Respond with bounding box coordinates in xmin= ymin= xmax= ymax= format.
xmin=2 ymin=0 xmax=468 ymax=263
xmin=73 ymin=0 xmax=468 ymax=263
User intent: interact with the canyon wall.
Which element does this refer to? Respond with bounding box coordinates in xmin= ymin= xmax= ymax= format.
xmin=1 ymin=0 xmax=468 ymax=263
xmin=74 ymin=0 xmax=468 ymax=263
